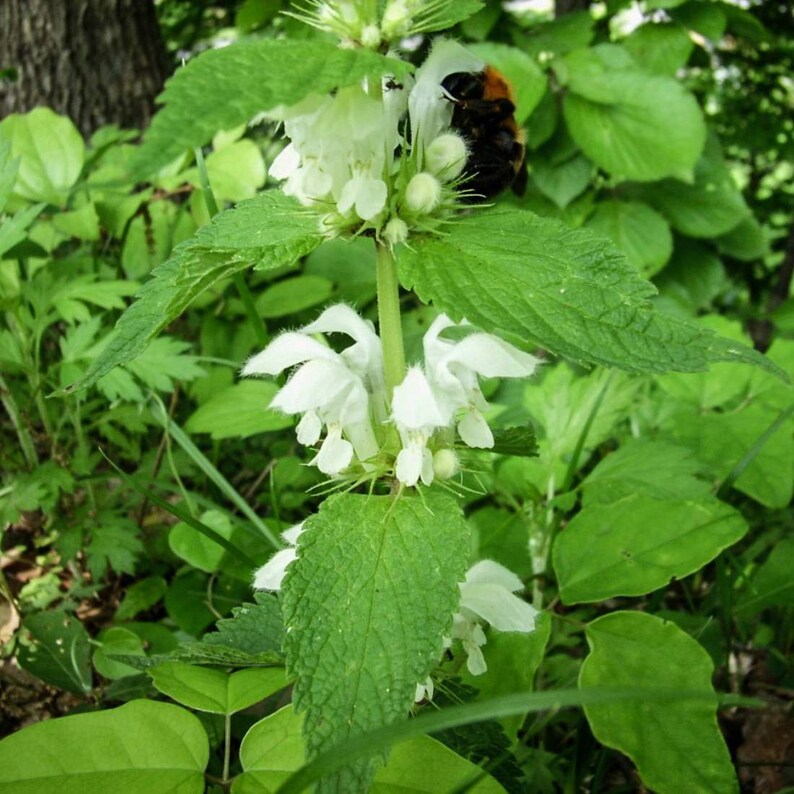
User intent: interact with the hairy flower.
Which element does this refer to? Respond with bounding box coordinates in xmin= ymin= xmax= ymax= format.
xmin=253 ymin=522 xmax=306 ymax=591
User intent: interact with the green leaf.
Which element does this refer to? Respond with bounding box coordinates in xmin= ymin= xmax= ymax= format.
xmin=560 ymin=47 xmax=706 ymax=182
xmin=670 ymin=2 xmax=727 ymax=41
xmin=17 ymin=610 xmax=92 ymax=694
xmin=59 ymin=191 xmax=323 ymax=395
xmin=0 ymin=138 xmax=18 ymax=210
xmin=115 ymin=576 xmax=168 ymax=622
xmin=715 ymin=216 xmax=768 ymax=261
xmin=633 ymin=133 xmax=750 ymax=238
xmin=470 ymin=507 xmax=532 ymax=580
xmin=133 ymin=41 xmax=413 ymax=176
xmin=520 ymin=12 xmax=594 ymax=57
xmin=233 ymin=705 xmax=504 ymax=794
xmin=0 ymin=203 xmax=43 ymax=258
xmin=467 ymin=43 xmax=547 ymax=123
xmin=150 ymin=661 xmax=288 ymax=715
xmin=169 ymin=509 xmax=237 ymax=573
xmin=585 ymin=200 xmax=672 ymax=277
xmin=282 ymin=491 xmax=470 ymax=792
xmin=93 ymin=627 xmax=147 ymax=680
xmin=580 ymin=612 xmax=737 ymax=794
xmin=655 ymin=238 xmax=726 ymax=314
xmin=416 ymin=0 xmax=485 ymax=34
xmin=0 ymin=108 xmax=85 ymax=206
xmin=165 ymin=571 xmax=248 ymax=637
xmin=398 ymin=209 xmax=781 ymax=376
xmin=580 ymin=440 xmax=710 ymax=506
xmin=489 ymin=426 xmax=538 ymax=458
xmin=0 ymin=699 xmax=209 ymax=793
xmin=736 ymin=537 xmax=794 ymax=615
xmin=623 ymin=22 xmax=694 ymax=75
xmin=52 ymin=201 xmax=101 ymax=240
xmin=186 ymin=380 xmax=293 ymax=440
xmin=530 ymin=153 xmax=592 ymax=209
xmin=554 ymin=494 xmax=748 ymax=604
xmin=203 ymin=593 xmax=285 ymax=657
xmin=256 ymin=274 xmax=335 ymax=318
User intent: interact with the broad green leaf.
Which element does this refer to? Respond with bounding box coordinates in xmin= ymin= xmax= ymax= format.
xmin=623 ymin=22 xmax=694 ymax=75
xmin=233 ymin=705 xmax=504 ymax=794
xmin=115 ymin=576 xmax=168 ymax=622
xmin=60 ymin=191 xmax=323 ymax=395
xmin=468 ymin=43 xmax=547 ymax=123
xmin=51 ymin=201 xmax=100 ymax=240
xmin=560 ymin=47 xmax=706 ymax=182
xmin=16 ymin=610 xmax=92 ymax=694
xmin=654 ymin=238 xmax=726 ymax=314
xmin=554 ymin=494 xmax=748 ymax=604
xmin=470 ymin=507 xmax=533 ymax=580
xmin=670 ymin=1 xmax=727 ymax=40
xmin=203 ymin=139 xmax=266 ymax=203
xmin=165 ymin=571 xmax=249 ymax=636
xmin=304 ymin=237 xmax=377 ymax=306
xmin=0 ymin=108 xmax=85 ymax=205
xmin=134 ymin=41 xmax=413 ymax=175
xmin=282 ymin=491 xmax=470 ymax=792
xmin=736 ymin=537 xmax=794 ymax=615
xmin=580 ymin=440 xmax=710 ymax=506
xmin=530 ymin=154 xmax=592 ymax=209
xmin=634 ymin=133 xmax=750 ymax=238
xmin=398 ymin=209 xmax=780 ymax=376
xmin=520 ymin=11 xmax=594 ymax=57
xmin=585 ymin=200 xmax=672 ymax=277
xmin=186 ymin=381 xmax=293 ymax=440
xmin=256 ymin=274 xmax=335 ymax=318
xmin=0 ymin=699 xmax=208 ymax=794
xmin=0 ymin=138 xmax=18 ymax=210
xmin=716 ymin=216 xmax=768 ymax=261
xmin=93 ymin=627 xmax=146 ymax=680
xmin=203 ymin=593 xmax=285 ymax=657
xmin=580 ymin=612 xmax=737 ymax=794
xmin=169 ymin=509 xmax=236 ymax=573
xmin=150 ymin=661 xmax=287 ymax=715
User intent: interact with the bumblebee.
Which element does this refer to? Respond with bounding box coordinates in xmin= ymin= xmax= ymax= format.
xmin=441 ymin=66 xmax=527 ymax=202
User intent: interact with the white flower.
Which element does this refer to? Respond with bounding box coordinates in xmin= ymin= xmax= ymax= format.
xmin=425 ymin=133 xmax=468 ymax=181
xmin=452 ymin=560 xmax=539 ymax=676
xmin=422 ymin=314 xmax=541 ymax=449
xmin=414 ymin=676 xmax=435 ymax=703
xmin=253 ymin=522 xmax=305 ymax=591
xmin=404 ymin=172 xmax=442 ymax=214
xmin=243 ymin=304 xmax=383 ymax=475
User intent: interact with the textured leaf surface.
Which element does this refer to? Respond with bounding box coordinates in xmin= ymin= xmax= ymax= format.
xmin=560 ymin=47 xmax=706 ymax=182
xmin=490 ymin=426 xmax=538 ymax=457
xmin=554 ymin=494 xmax=748 ymax=604
xmin=61 ymin=191 xmax=322 ymax=394
xmin=134 ymin=41 xmax=413 ymax=175
xmin=282 ymin=491 xmax=470 ymax=792
xmin=203 ymin=593 xmax=285 ymax=657
xmin=580 ymin=612 xmax=737 ymax=794
xmin=398 ymin=209 xmax=779 ymax=376
xmin=0 ymin=700 xmax=208 ymax=794
xmin=736 ymin=537 xmax=794 ymax=615
xmin=149 ymin=661 xmax=287 ymax=715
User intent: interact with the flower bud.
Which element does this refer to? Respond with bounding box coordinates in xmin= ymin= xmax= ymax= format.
xmin=425 ymin=133 xmax=468 ymax=181
xmin=433 ymin=448 xmax=459 ymax=480
xmin=360 ymin=23 xmax=382 ymax=48
xmin=383 ymin=216 xmax=409 ymax=245
xmin=405 ymin=172 xmax=441 ymax=214
xmin=382 ymin=0 xmax=412 ymax=38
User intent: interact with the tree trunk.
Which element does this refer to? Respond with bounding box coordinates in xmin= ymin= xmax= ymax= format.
xmin=0 ymin=0 xmax=171 ymax=137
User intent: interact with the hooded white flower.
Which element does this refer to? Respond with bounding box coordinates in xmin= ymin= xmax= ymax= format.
xmin=243 ymin=304 xmax=383 ymax=476
xmin=452 ymin=560 xmax=538 ymax=675
xmin=253 ymin=522 xmax=306 ymax=591
xmin=414 ymin=676 xmax=435 ymax=703
xmin=422 ymin=315 xmax=541 ymax=449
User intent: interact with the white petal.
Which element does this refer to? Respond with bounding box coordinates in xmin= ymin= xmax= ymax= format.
xmin=303 ymin=304 xmax=380 ymax=355
xmin=253 ymin=548 xmax=297 ymax=591
xmin=465 ymin=560 xmax=524 ymax=591
xmin=314 ymin=427 xmax=353 ymax=475
xmin=392 ymin=367 xmax=446 ymax=430
xmin=465 ymin=642 xmax=488 ymax=676
xmin=461 ymin=583 xmax=538 ymax=633
xmin=296 ymin=410 xmax=322 ymax=445
xmin=355 ymin=178 xmax=388 ymax=221
xmin=395 ymin=445 xmax=423 ymax=487
xmin=269 ymin=143 xmax=301 ymax=180
xmin=281 ymin=522 xmax=305 ymax=546
xmin=420 ymin=447 xmax=435 ymax=486
xmin=458 ymin=409 xmax=494 ymax=449
xmin=271 ymin=359 xmax=355 ymax=414
xmin=446 ymin=334 xmax=541 ymax=379
xmin=414 ymin=676 xmax=434 ymax=703
xmin=242 ymin=333 xmax=337 ymax=377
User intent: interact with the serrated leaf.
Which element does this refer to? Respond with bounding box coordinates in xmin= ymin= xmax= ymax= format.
xmin=416 ymin=0 xmax=485 ymax=34
xmin=554 ymin=494 xmax=748 ymax=604
xmin=150 ymin=661 xmax=288 ymax=715
xmin=0 ymin=700 xmax=208 ymax=793
xmin=93 ymin=627 xmax=147 ymax=680
xmin=172 ymin=642 xmax=283 ymax=668
xmin=115 ymin=576 xmax=168 ymax=622
xmin=580 ymin=612 xmax=737 ymax=794
xmin=282 ymin=491 xmax=470 ymax=792
xmin=398 ymin=209 xmax=782 ymax=377
xmin=60 ymin=191 xmax=323 ymax=395
xmin=0 ymin=107 xmax=85 ymax=206
xmin=203 ymin=593 xmax=285 ymax=657
xmin=17 ymin=610 xmax=92 ymax=694
xmin=0 ymin=203 xmax=43 ymax=258
xmin=585 ymin=200 xmax=672 ymax=277
xmin=560 ymin=47 xmax=706 ymax=182
xmin=490 ymin=426 xmax=538 ymax=457
xmin=134 ymin=41 xmax=413 ymax=176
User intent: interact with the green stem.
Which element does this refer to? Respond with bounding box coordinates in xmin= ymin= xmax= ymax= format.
xmin=193 ymin=146 xmax=268 ymax=347
xmin=222 ymin=713 xmax=232 ymax=784
xmin=375 ymin=242 xmax=406 ymax=395
xmin=0 ymin=374 xmax=38 ymax=468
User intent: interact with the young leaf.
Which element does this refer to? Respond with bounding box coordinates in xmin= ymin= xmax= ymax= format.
xmin=580 ymin=612 xmax=737 ymax=794
xmin=59 ymin=191 xmax=322 ymax=395
xmin=553 ymin=495 xmax=748 ymax=604
xmin=398 ymin=209 xmax=783 ymax=377
xmin=0 ymin=700 xmax=209 ymax=793
xmin=133 ymin=41 xmax=414 ymax=176
xmin=282 ymin=490 xmax=470 ymax=792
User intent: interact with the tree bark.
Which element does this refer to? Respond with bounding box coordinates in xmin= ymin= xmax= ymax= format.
xmin=0 ymin=0 xmax=171 ymax=137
